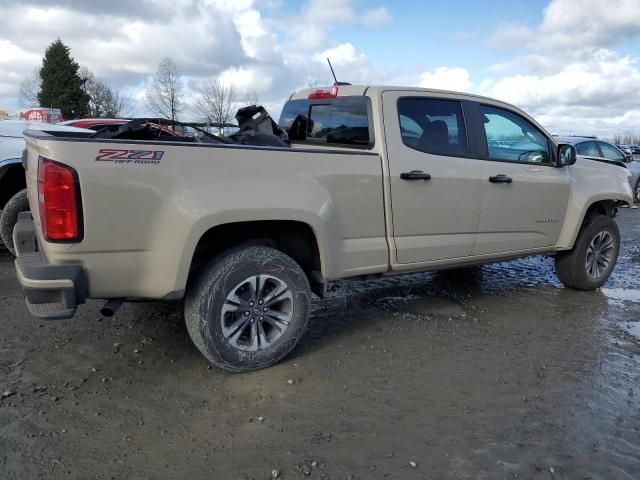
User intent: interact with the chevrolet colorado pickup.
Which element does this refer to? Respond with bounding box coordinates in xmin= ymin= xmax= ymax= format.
xmin=15 ymin=85 xmax=634 ymax=371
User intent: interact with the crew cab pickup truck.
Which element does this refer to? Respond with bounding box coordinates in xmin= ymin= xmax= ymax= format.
xmin=15 ymin=85 xmax=634 ymax=372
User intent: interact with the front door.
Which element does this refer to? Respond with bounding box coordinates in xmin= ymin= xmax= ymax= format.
xmin=473 ymin=104 xmax=571 ymax=255
xmin=382 ymin=91 xmax=484 ymax=264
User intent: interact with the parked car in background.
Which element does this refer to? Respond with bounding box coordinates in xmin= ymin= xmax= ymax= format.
xmin=617 ymin=144 xmax=633 ymax=155
xmin=0 ymin=120 xmax=92 ymax=254
xmin=19 ymin=108 xmax=63 ymax=123
xmin=558 ymin=137 xmax=640 ymax=202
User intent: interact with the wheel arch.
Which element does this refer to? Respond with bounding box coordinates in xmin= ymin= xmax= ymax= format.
xmin=557 ymin=197 xmax=630 ymax=250
xmin=183 ymin=219 xmax=326 ymax=297
xmin=0 ymin=161 xmax=26 ymax=209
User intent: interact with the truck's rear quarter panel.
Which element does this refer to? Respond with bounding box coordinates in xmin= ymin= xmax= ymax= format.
xmin=24 ymin=134 xmax=388 ymax=299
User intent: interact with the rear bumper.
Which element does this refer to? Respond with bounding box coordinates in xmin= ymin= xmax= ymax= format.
xmin=13 ymin=212 xmax=86 ymax=320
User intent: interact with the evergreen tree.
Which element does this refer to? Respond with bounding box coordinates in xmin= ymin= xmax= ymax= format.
xmin=37 ymin=39 xmax=89 ymax=118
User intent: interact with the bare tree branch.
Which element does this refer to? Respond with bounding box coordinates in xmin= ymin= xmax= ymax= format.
xmin=144 ymin=57 xmax=183 ymax=124
xmin=192 ymin=77 xmax=236 ymax=133
xmin=18 ymin=68 xmax=41 ymax=107
xmin=242 ymin=91 xmax=260 ymax=107
xmin=79 ymin=66 xmax=132 ymax=118
xmin=106 ymin=88 xmax=132 ymax=118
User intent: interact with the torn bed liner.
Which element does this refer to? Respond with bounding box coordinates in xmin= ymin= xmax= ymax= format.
xmin=89 ymin=105 xmax=290 ymax=148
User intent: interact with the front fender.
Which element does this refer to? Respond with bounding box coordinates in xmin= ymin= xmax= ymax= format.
xmin=556 ymin=160 xmax=633 ymax=249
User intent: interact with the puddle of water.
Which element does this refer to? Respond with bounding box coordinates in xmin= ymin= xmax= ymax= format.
xmin=601 ymin=288 xmax=640 ymax=303
xmin=402 ymin=297 xmax=467 ymax=317
xmin=623 ymin=322 xmax=640 ymax=339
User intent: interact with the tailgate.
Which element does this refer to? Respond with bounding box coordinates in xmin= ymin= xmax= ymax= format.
xmin=23 ymin=135 xmax=43 ymax=230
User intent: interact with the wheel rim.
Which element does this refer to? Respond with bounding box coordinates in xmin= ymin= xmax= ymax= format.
xmin=220 ymin=274 xmax=293 ymax=352
xmin=585 ymin=230 xmax=615 ymax=280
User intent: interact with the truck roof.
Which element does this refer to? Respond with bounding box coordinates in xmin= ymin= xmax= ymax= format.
xmin=290 ymin=84 xmax=514 ymax=106
xmin=288 ymin=84 xmax=540 ymax=135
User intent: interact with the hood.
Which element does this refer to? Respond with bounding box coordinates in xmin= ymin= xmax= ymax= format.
xmin=576 ymin=156 xmax=631 ymax=180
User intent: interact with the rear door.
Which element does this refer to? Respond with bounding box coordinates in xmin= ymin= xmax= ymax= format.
xmin=472 ymin=103 xmax=571 ymax=255
xmin=382 ymin=91 xmax=484 ymax=264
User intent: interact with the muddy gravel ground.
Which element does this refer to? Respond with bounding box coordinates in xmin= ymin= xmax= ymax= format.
xmin=1 ymin=210 xmax=639 ymax=480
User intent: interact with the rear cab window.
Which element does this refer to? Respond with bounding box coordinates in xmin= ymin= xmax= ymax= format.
xmin=279 ymin=96 xmax=373 ymax=148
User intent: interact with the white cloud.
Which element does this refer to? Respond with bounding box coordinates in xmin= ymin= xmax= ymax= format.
xmin=314 ymin=43 xmax=365 ymax=66
xmin=482 ymin=0 xmax=640 ymax=137
xmin=419 ymin=67 xmax=473 ymax=92
xmin=285 ymin=0 xmax=391 ymax=50
xmin=360 ymin=7 xmax=392 ymax=27
xmin=491 ymin=0 xmax=640 ymax=56
xmin=0 ymin=0 xmax=392 ymax=115
xmin=487 ymin=52 xmax=640 ymax=135
xmin=3 ymin=0 xmax=639 ymax=138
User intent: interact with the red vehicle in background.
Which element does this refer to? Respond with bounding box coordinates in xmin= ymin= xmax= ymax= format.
xmin=19 ymin=108 xmax=64 ymax=123
xmin=59 ymin=118 xmax=180 ymax=138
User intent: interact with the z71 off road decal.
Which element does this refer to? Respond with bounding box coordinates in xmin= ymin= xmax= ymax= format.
xmin=95 ymin=149 xmax=164 ymax=165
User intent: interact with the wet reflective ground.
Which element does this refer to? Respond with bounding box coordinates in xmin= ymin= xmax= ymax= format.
xmin=1 ymin=210 xmax=639 ymax=479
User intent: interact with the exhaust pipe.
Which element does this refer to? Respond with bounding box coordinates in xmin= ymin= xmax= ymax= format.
xmin=100 ymin=299 xmax=124 ymax=317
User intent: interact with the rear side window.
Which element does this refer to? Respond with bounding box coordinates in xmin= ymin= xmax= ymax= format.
xmin=397 ymin=98 xmax=468 ymax=157
xmin=279 ymin=97 xmax=372 ymax=148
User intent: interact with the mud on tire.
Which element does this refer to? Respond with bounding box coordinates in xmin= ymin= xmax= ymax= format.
xmin=555 ymin=214 xmax=620 ymax=291
xmin=184 ymin=246 xmax=312 ymax=372
xmin=0 ymin=189 xmax=30 ymax=256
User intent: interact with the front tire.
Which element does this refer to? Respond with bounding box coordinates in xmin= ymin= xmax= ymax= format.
xmin=0 ymin=189 xmax=30 ymax=256
xmin=184 ymin=246 xmax=312 ymax=372
xmin=634 ymin=179 xmax=640 ymax=203
xmin=555 ymin=214 xmax=620 ymax=291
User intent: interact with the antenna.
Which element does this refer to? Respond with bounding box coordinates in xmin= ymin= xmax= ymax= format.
xmin=326 ymin=58 xmax=351 ymax=86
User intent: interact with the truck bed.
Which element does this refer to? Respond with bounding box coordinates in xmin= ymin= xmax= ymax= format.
xmin=22 ymin=130 xmax=389 ymax=299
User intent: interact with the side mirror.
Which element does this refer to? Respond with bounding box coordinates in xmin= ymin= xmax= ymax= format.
xmin=625 ymin=155 xmax=634 ymax=163
xmin=557 ymin=144 xmax=577 ymax=167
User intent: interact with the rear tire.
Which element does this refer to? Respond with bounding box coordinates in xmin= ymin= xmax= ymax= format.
xmin=0 ymin=211 xmax=5 ymax=250
xmin=0 ymin=189 xmax=29 ymax=256
xmin=555 ymin=214 xmax=620 ymax=291
xmin=184 ymin=246 xmax=312 ymax=372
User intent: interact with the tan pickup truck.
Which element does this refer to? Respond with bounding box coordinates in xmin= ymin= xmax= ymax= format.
xmin=15 ymin=85 xmax=634 ymax=371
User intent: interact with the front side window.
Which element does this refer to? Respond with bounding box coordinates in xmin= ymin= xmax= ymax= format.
xmin=397 ymin=98 xmax=468 ymax=157
xmin=480 ymin=105 xmax=551 ymax=165
xmin=278 ymin=97 xmax=372 ymax=147
xmin=576 ymin=141 xmax=600 ymax=157
xmin=597 ymin=142 xmax=625 ymax=161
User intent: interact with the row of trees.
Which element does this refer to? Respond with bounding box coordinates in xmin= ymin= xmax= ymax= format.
xmin=18 ymin=40 xmax=257 ymax=127
xmin=18 ymin=39 xmax=130 ymax=118
xmin=143 ymin=57 xmax=259 ymax=127
xmin=610 ymin=133 xmax=640 ymax=145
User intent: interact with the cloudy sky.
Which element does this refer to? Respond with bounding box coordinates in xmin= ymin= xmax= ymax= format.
xmin=1 ymin=0 xmax=640 ymax=137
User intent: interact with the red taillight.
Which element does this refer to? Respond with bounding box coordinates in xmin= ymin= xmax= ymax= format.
xmin=38 ymin=157 xmax=80 ymax=241
xmin=308 ymin=86 xmax=338 ymax=99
